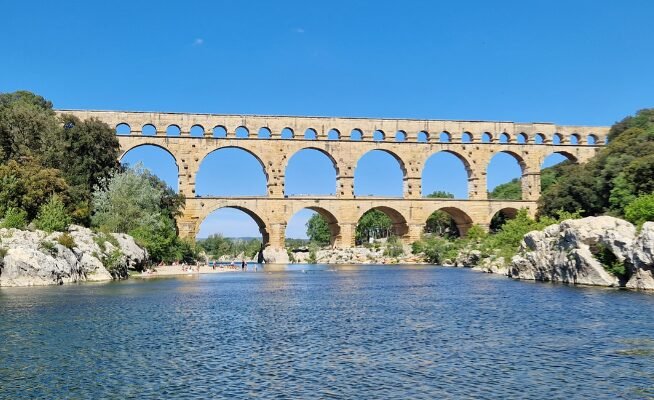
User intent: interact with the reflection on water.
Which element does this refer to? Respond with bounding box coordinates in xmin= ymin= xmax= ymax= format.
xmin=1 ymin=265 xmax=654 ymax=399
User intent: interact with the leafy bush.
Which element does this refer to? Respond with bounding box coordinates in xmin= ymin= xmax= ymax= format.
xmin=34 ymin=195 xmax=71 ymax=233
xmin=412 ymin=235 xmax=460 ymax=264
xmin=591 ymin=243 xmax=628 ymax=280
xmin=101 ymin=249 xmax=125 ymax=278
xmin=56 ymin=233 xmax=76 ymax=249
xmin=0 ymin=247 xmax=7 ymax=259
xmin=1 ymin=207 xmax=28 ymax=229
xmin=383 ymin=236 xmax=404 ymax=257
xmin=624 ymin=193 xmax=654 ymax=227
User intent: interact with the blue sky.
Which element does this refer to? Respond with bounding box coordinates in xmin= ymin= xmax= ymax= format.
xmin=2 ymin=1 xmax=653 ymax=238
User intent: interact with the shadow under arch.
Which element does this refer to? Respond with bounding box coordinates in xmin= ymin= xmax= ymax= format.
xmin=427 ymin=206 xmax=474 ymax=237
xmin=356 ymin=205 xmax=409 ymax=242
xmin=489 ymin=207 xmax=519 ymax=232
xmin=196 ymin=145 xmax=269 ymax=194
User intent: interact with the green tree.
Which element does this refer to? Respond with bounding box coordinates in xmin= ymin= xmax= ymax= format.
xmin=91 ymin=165 xmax=188 ymax=263
xmin=34 ymin=195 xmax=71 ymax=232
xmin=306 ymin=213 xmax=331 ymax=245
xmin=41 ymin=114 xmax=120 ymax=223
xmin=356 ymin=209 xmax=392 ymax=244
xmin=1 ymin=207 xmax=28 ymax=229
xmin=489 ymin=178 xmax=522 ymax=200
xmin=0 ymin=159 xmax=70 ymax=220
xmin=426 ymin=190 xmax=454 ymax=199
xmin=624 ymin=193 xmax=654 ymax=227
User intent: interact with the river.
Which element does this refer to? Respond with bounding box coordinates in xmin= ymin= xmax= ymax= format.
xmin=1 ymin=265 xmax=653 ymax=399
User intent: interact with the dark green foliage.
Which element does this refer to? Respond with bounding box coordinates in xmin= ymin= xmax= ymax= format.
xmin=412 ymin=235 xmax=459 ymax=264
xmin=591 ymin=243 xmax=627 ymax=281
xmin=39 ymin=240 xmax=57 ymax=256
xmin=356 ymin=209 xmax=392 ymax=244
xmin=1 ymin=207 xmax=28 ymax=229
xmin=539 ymin=109 xmax=654 ymax=218
xmin=0 ymin=247 xmax=7 ymax=259
xmin=0 ymin=160 xmax=70 ymax=220
xmin=305 ymin=213 xmax=331 ymax=245
xmin=425 ymin=190 xmax=454 ymax=199
xmin=56 ymin=233 xmax=76 ymax=249
xmin=489 ymin=178 xmax=521 ymax=200
xmin=43 ymin=114 xmax=120 ymax=223
xmin=0 ymin=90 xmax=120 ymax=226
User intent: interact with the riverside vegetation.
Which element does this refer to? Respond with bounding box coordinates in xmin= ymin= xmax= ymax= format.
xmin=1 ymin=91 xmax=653 ymax=288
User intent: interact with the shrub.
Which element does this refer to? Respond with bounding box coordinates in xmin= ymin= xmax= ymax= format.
xmin=39 ymin=240 xmax=57 ymax=256
xmin=592 ymin=243 xmax=628 ymax=281
xmin=383 ymin=236 xmax=404 ymax=257
xmin=34 ymin=195 xmax=71 ymax=233
xmin=57 ymin=233 xmax=76 ymax=249
xmin=1 ymin=207 xmax=28 ymax=229
xmin=625 ymin=193 xmax=654 ymax=227
xmin=413 ymin=235 xmax=459 ymax=264
xmin=0 ymin=247 xmax=7 ymax=259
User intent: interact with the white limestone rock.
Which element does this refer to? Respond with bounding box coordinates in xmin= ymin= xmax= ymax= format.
xmin=262 ymin=247 xmax=290 ymax=264
xmin=626 ymin=222 xmax=654 ymax=290
xmin=509 ymin=216 xmax=643 ymax=288
xmin=0 ymin=226 xmax=147 ymax=287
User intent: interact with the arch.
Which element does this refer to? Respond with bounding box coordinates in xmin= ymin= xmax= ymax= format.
xmin=461 ymin=132 xmax=473 ymax=143
xmin=373 ymin=130 xmax=385 ymax=141
xmin=587 ymin=134 xmax=598 ymax=145
xmin=569 ymin=133 xmax=580 ymax=145
xmin=286 ymin=207 xmax=340 ymax=247
xmin=499 ymin=132 xmax=510 ymax=143
xmin=115 ymin=123 xmax=130 ymax=135
xmin=304 ymin=128 xmax=317 ymax=140
xmin=166 ymin=124 xmax=181 ymax=136
xmin=213 ymin=126 xmax=227 ymax=138
xmin=119 ymin=144 xmax=179 ymax=192
xmin=196 ymin=147 xmax=268 ymax=196
xmin=534 ymin=133 xmax=545 ymax=144
xmin=327 ymin=128 xmax=340 ymax=140
xmin=425 ymin=206 xmax=473 ymax=237
xmin=354 ymin=149 xmax=406 ymax=197
xmin=281 ymin=127 xmax=294 ymax=139
xmin=142 ymin=123 xmax=157 ymax=136
xmin=516 ymin=132 xmax=528 ymax=144
xmin=197 ymin=205 xmax=269 ymax=248
xmin=284 ymin=148 xmax=338 ymax=195
xmin=190 ymin=125 xmax=205 ymax=137
xmin=258 ymin=127 xmax=271 ymax=139
xmin=540 ymin=152 xmax=577 ymax=193
xmin=481 ymin=132 xmax=492 ymax=143
xmin=439 ymin=131 xmax=451 ymax=143
xmin=395 ymin=130 xmax=407 ymax=142
xmin=421 ymin=150 xmax=471 ymax=199
xmin=487 ymin=151 xmax=526 ymax=200
xmin=235 ymin=126 xmax=249 ymax=138
xmin=355 ymin=206 xmax=409 ymax=244
xmin=350 ymin=129 xmax=363 ymax=141
xmin=417 ymin=131 xmax=429 ymax=143
xmin=489 ymin=207 xmax=519 ymax=232
xmin=552 ymin=133 xmax=563 ymax=144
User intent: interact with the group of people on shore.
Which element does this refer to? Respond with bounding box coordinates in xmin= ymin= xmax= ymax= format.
xmin=208 ymin=260 xmax=256 ymax=271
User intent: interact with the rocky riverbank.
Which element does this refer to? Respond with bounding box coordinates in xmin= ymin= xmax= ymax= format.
xmin=509 ymin=217 xmax=654 ymax=290
xmin=0 ymin=225 xmax=147 ymax=287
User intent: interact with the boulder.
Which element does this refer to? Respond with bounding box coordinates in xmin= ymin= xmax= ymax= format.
xmin=509 ymin=216 xmax=654 ymax=289
xmin=0 ymin=226 xmax=147 ymax=287
xmin=262 ymin=247 xmax=290 ymax=264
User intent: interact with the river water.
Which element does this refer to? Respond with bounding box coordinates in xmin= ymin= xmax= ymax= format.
xmin=1 ymin=265 xmax=653 ymax=399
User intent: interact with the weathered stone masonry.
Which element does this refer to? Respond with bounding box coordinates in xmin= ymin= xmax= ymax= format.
xmin=58 ymin=110 xmax=608 ymax=250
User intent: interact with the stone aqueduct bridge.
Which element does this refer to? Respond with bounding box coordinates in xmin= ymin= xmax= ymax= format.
xmin=60 ymin=110 xmax=608 ymax=249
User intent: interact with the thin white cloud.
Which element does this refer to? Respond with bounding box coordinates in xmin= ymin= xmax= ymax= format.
xmin=193 ymin=38 xmax=204 ymax=46
xmin=293 ymin=28 xmax=305 ymax=34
